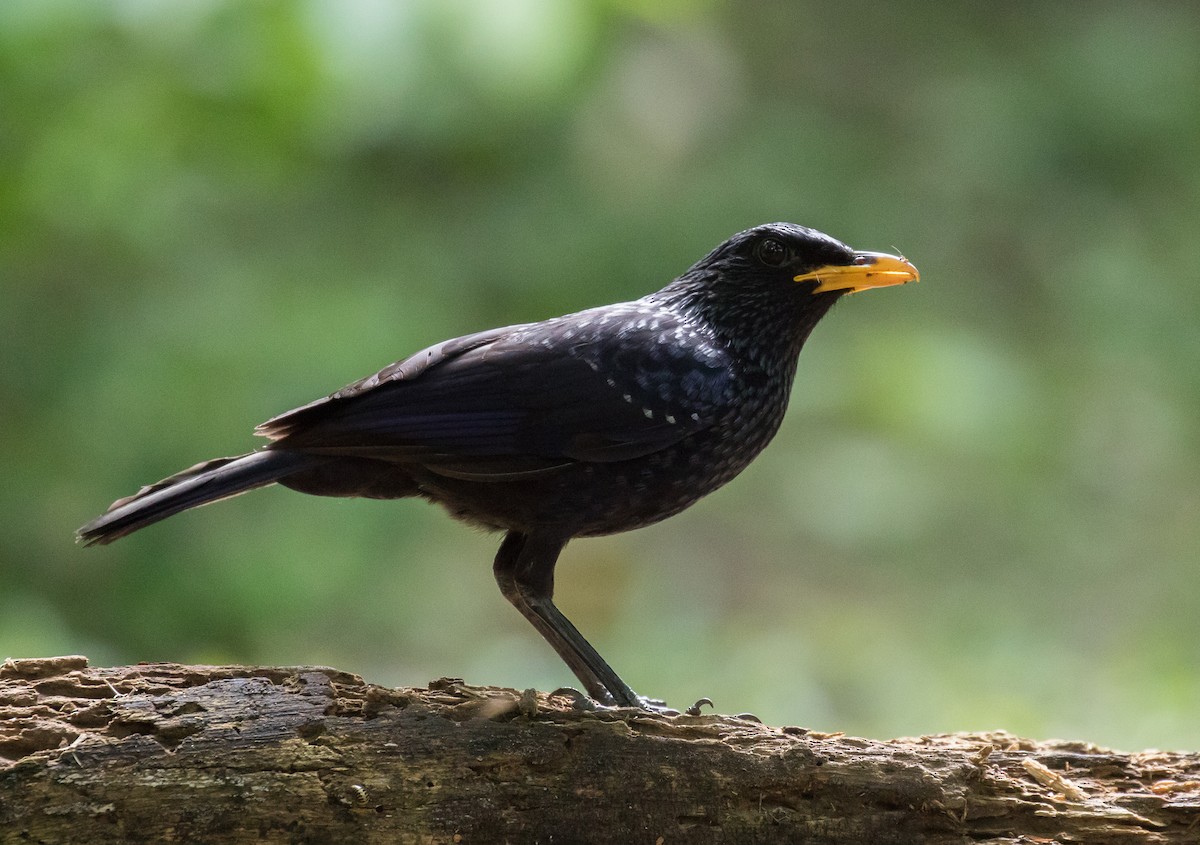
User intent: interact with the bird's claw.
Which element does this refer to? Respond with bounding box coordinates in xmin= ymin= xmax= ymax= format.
xmin=634 ymin=694 xmax=670 ymax=710
xmin=548 ymin=688 xmax=715 ymax=718
xmin=548 ymin=687 xmax=600 ymax=711
xmin=632 ymin=697 xmax=681 ymax=716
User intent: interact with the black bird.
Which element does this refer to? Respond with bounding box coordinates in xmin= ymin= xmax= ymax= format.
xmin=78 ymin=223 xmax=917 ymax=707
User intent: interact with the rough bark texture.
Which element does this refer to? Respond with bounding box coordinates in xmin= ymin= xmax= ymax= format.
xmin=1 ymin=656 xmax=1198 ymax=843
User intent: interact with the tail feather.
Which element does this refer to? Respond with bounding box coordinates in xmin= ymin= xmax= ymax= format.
xmin=77 ymin=450 xmax=316 ymax=546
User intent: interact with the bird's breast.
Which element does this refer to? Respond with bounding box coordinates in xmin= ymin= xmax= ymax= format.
xmin=423 ymin=377 xmax=790 ymax=537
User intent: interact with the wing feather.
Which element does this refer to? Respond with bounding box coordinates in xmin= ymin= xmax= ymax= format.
xmin=259 ymin=305 xmax=733 ymax=471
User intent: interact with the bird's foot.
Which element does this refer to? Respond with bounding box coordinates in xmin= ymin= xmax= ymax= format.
xmin=634 ymin=694 xmax=670 ymax=710
xmin=548 ymin=687 xmax=601 ymax=711
xmin=547 ymin=686 xmax=655 ymax=711
xmin=631 ymin=696 xmax=682 ymax=715
xmin=548 ymin=687 xmax=713 ymax=717
xmin=628 ymin=695 xmax=717 ymax=716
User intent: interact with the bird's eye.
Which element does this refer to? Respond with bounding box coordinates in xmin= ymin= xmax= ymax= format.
xmin=755 ymin=238 xmax=788 ymax=267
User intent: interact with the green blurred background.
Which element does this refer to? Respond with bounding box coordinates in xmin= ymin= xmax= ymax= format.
xmin=4 ymin=0 xmax=1199 ymax=751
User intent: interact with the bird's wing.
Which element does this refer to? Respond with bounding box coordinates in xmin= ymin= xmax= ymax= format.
xmin=255 ymin=324 xmax=520 ymax=438
xmin=256 ymin=306 xmax=733 ymax=477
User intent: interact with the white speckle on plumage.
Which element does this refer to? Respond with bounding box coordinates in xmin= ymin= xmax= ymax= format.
xmin=623 ymin=394 xmax=633 ymax=403
xmin=643 ymin=408 xmax=653 ymax=419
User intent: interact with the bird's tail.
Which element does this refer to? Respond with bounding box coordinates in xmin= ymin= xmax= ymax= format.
xmin=77 ymin=450 xmax=316 ymax=546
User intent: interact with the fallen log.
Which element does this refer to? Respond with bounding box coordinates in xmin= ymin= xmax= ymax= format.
xmin=1 ymin=656 xmax=1197 ymax=843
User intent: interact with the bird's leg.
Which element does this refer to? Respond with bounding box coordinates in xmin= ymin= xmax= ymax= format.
xmin=493 ymin=530 xmax=641 ymax=708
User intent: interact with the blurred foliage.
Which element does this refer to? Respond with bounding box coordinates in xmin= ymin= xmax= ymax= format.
xmin=3 ymin=0 xmax=1199 ymax=750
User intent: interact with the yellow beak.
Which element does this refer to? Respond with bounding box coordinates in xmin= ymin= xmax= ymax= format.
xmin=794 ymin=251 xmax=919 ymax=294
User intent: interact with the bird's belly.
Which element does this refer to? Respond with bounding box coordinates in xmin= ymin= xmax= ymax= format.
xmin=415 ymin=414 xmax=783 ymax=537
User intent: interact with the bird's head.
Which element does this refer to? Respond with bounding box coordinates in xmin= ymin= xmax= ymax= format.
xmin=696 ymin=222 xmax=919 ymax=298
xmin=657 ymin=222 xmax=918 ymax=356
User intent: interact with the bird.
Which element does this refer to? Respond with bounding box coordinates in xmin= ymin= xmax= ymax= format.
xmin=78 ymin=222 xmax=918 ymax=708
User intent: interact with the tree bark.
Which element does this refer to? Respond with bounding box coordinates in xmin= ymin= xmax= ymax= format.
xmin=1 ymin=656 xmax=1198 ymax=844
